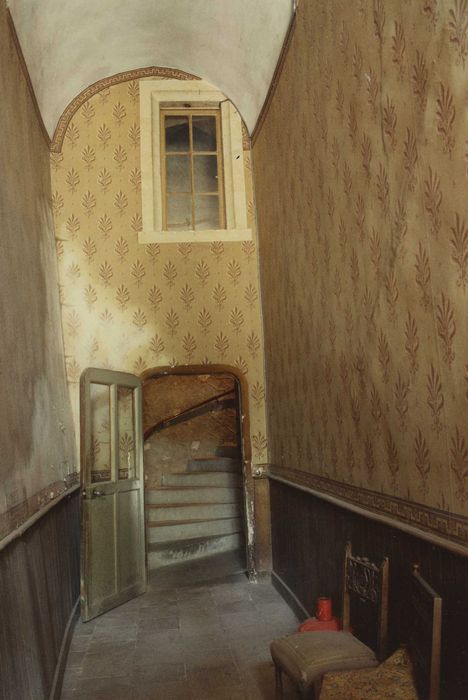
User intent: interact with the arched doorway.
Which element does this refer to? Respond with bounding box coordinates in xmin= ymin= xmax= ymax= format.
xmin=141 ymin=365 xmax=254 ymax=579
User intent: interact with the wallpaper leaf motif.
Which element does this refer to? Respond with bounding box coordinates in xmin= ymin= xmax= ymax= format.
xmin=414 ymin=242 xmax=432 ymax=311
xmin=412 ymin=51 xmax=428 ymax=110
xmin=450 ymin=426 xmax=468 ymax=501
xmin=448 ymin=0 xmax=468 ymax=66
xmin=253 ymin=0 xmax=468 ymax=517
xmin=414 ymin=427 xmax=431 ymax=495
xmin=404 ymin=312 xmax=419 ymax=376
xmin=436 ymin=82 xmax=456 ymax=155
xmin=423 ymin=167 xmax=442 ymax=237
xmin=391 ymin=21 xmax=406 ymax=80
xmin=426 ymin=364 xmax=444 ymax=435
xmin=450 ymin=213 xmax=468 ymax=289
xmin=436 ymin=293 xmax=456 ymax=367
xmin=383 ymin=96 xmax=397 ymax=148
xmin=52 ymin=76 xmax=267 ymax=467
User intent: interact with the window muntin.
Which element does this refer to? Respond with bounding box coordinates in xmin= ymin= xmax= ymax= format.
xmin=160 ymin=109 xmax=226 ymax=231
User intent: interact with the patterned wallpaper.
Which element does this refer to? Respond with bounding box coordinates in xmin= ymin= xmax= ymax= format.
xmin=253 ymin=0 xmax=468 ymax=528
xmin=51 ymin=78 xmax=267 ymax=467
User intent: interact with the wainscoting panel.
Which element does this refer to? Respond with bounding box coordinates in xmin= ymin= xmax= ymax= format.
xmin=0 ymin=491 xmax=79 ymax=700
xmin=270 ymin=480 xmax=468 ymax=700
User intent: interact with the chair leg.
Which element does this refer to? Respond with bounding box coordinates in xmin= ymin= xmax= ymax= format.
xmin=274 ymin=662 xmax=284 ymax=700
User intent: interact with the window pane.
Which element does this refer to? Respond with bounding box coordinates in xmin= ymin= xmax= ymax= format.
xmin=165 ymin=116 xmax=189 ymax=152
xmin=118 ymin=386 xmax=135 ymax=480
xmin=193 ymin=116 xmax=217 ymax=151
xmin=195 ymin=195 xmax=219 ymax=230
xmin=166 ymin=155 xmax=191 ymax=192
xmin=90 ymin=383 xmax=111 ymax=483
xmin=167 ymin=195 xmax=192 ymax=230
xmin=194 ymin=155 xmax=218 ymax=193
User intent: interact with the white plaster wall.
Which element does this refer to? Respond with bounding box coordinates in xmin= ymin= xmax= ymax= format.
xmin=8 ymin=0 xmax=292 ymax=136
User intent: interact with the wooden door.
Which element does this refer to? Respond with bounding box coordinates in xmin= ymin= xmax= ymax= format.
xmin=80 ymin=368 xmax=146 ymax=621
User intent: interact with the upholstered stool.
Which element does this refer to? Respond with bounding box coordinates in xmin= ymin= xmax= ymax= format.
xmin=271 ymin=630 xmax=378 ymax=698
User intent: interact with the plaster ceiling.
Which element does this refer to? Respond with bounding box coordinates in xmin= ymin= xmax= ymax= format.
xmin=7 ymin=0 xmax=293 ymax=138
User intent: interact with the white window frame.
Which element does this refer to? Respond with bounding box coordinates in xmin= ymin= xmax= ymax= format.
xmin=139 ymin=80 xmax=252 ymax=243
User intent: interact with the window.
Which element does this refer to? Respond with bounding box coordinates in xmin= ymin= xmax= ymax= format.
xmin=161 ymin=109 xmax=225 ymax=231
xmin=139 ymin=80 xmax=251 ymax=243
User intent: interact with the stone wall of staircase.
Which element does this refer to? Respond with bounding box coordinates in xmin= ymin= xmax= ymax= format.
xmin=145 ymin=453 xmax=246 ymax=569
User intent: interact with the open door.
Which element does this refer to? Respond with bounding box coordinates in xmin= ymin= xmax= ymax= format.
xmin=80 ymin=368 xmax=146 ymax=621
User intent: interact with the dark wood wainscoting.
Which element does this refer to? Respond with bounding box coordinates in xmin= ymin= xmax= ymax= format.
xmin=270 ymin=480 xmax=468 ymax=700
xmin=0 ymin=490 xmax=80 ymax=700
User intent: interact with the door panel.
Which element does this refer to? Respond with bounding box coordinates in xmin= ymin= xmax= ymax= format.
xmin=80 ymin=368 xmax=146 ymax=621
xmin=118 ymin=489 xmax=144 ymax=590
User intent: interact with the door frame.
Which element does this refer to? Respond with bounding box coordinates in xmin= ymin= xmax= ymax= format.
xmin=140 ymin=364 xmax=256 ymax=577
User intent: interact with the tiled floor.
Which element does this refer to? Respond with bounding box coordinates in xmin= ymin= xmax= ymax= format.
xmin=61 ymin=553 xmax=301 ymax=699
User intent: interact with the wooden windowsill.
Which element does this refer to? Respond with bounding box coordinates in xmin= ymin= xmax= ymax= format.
xmin=138 ymin=228 xmax=252 ymax=244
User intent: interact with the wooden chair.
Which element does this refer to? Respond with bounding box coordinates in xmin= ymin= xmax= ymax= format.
xmin=319 ymin=564 xmax=442 ymax=700
xmin=409 ymin=565 xmax=442 ymax=700
xmin=270 ymin=542 xmax=389 ymax=699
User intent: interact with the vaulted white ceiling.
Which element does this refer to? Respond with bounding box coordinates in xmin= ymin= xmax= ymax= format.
xmin=8 ymin=0 xmax=293 ymax=138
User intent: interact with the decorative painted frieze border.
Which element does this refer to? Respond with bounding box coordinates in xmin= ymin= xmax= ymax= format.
xmin=51 ymin=67 xmax=252 ymax=154
xmin=50 ymin=66 xmax=200 ymax=153
xmin=268 ymin=465 xmax=468 ymax=552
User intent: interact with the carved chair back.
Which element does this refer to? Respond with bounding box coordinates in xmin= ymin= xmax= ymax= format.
xmin=342 ymin=541 xmax=389 ymax=661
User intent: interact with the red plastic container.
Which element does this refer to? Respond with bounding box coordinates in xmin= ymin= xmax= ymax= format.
xmin=298 ymin=616 xmax=341 ymax=633
xmin=316 ymin=597 xmax=332 ymax=621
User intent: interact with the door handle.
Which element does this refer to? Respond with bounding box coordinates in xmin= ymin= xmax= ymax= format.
xmin=91 ymin=489 xmax=106 ymax=498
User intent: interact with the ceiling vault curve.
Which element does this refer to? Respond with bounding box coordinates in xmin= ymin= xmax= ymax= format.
xmin=7 ymin=0 xmax=293 ymax=141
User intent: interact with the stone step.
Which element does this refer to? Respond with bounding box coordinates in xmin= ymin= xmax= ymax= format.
xmin=161 ymin=471 xmax=242 ymax=487
xmin=146 ymin=502 xmax=242 ymax=522
xmin=187 ymin=457 xmax=241 ymax=473
xmin=146 ymin=516 xmax=243 ymax=543
xmin=147 ymin=534 xmax=245 ymax=569
xmin=145 ymin=486 xmax=240 ymax=505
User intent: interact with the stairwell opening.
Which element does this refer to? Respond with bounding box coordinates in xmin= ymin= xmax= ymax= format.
xmin=141 ymin=367 xmax=249 ymax=576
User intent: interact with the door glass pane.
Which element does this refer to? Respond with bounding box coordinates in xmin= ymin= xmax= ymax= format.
xmin=166 ymin=155 xmax=191 ymax=192
xmin=167 ymin=195 xmax=192 ymax=230
xmin=192 ymin=116 xmax=217 ymax=151
xmin=118 ymin=386 xmax=136 ymax=480
xmin=165 ymin=116 xmax=189 ymax=152
xmin=195 ymin=195 xmax=219 ymax=230
xmin=90 ymin=383 xmax=111 ymax=483
xmin=194 ymin=155 xmax=218 ymax=193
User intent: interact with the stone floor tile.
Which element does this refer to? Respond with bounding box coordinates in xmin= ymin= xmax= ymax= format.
xmin=138 ymin=615 xmax=179 ymax=632
xmin=73 ymin=621 xmax=96 ymax=636
xmin=138 ymin=601 xmax=179 ymax=619
xmin=186 ymin=662 xmax=242 ymax=689
xmin=69 ymin=636 xmax=92 ymax=653
xmin=132 ymin=679 xmax=195 ymax=700
xmin=66 ymin=651 xmax=87 ymax=668
xmin=79 ymin=649 xmax=135 ymax=679
xmin=61 ymin=665 xmax=84 ymax=691
xmin=70 ymin=675 xmax=133 ymax=700
xmin=133 ymin=641 xmax=186 ymax=667
xmin=61 ymin=556 xmax=300 ymax=700
xmin=183 ymin=649 xmax=235 ymax=672
xmin=131 ymin=661 xmax=185 ymax=684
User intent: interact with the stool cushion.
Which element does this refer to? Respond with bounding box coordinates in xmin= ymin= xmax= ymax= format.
xmin=320 ymin=647 xmax=418 ymax=700
xmin=270 ymin=631 xmax=378 ymax=688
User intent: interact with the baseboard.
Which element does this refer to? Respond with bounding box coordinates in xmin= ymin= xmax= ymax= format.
xmin=255 ymin=569 xmax=272 ymax=583
xmin=271 ymin=570 xmax=311 ymax=622
xmin=49 ymin=597 xmax=80 ymax=700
